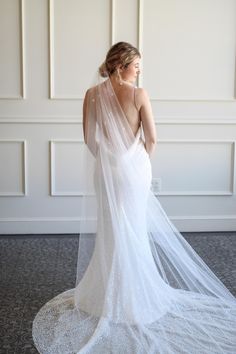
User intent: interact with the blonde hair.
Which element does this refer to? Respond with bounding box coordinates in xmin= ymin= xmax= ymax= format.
xmin=99 ymin=42 xmax=141 ymax=78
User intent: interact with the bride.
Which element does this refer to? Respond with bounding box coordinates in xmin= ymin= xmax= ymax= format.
xmin=33 ymin=42 xmax=236 ymax=353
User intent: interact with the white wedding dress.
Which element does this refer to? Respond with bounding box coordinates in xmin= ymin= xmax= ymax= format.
xmin=32 ymin=78 xmax=236 ymax=354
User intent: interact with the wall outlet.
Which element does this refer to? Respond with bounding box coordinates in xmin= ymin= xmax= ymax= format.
xmin=151 ymin=178 xmax=162 ymax=194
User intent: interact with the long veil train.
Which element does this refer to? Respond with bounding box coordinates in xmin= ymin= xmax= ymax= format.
xmin=32 ymin=78 xmax=236 ymax=353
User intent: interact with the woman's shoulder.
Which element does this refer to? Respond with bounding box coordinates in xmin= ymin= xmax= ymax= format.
xmin=85 ymin=85 xmax=96 ymax=94
xmin=84 ymin=84 xmax=98 ymax=99
xmin=85 ymin=80 xmax=106 ymax=96
xmin=135 ymin=87 xmax=149 ymax=96
xmin=135 ymin=87 xmax=150 ymax=106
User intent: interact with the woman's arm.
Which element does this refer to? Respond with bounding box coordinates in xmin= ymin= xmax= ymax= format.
xmin=137 ymin=88 xmax=156 ymax=156
xmin=82 ymin=88 xmax=97 ymax=157
xmin=82 ymin=89 xmax=89 ymax=144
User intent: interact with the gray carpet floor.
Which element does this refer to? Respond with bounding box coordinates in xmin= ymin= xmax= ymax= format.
xmin=0 ymin=232 xmax=236 ymax=354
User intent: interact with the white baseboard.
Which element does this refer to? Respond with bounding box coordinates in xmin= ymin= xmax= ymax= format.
xmin=0 ymin=216 xmax=235 ymax=234
xmin=171 ymin=215 xmax=236 ymax=232
xmin=0 ymin=217 xmax=95 ymax=234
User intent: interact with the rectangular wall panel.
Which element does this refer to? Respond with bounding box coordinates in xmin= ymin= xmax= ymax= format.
xmin=50 ymin=0 xmax=111 ymax=99
xmin=142 ymin=0 xmax=236 ymax=101
xmin=0 ymin=0 xmax=24 ymax=98
xmin=0 ymin=140 xmax=26 ymax=196
xmin=50 ymin=140 xmax=94 ymax=196
xmin=152 ymin=140 xmax=235 ymax=195
xmin=112 ymin=0 xmax=138 ymax=45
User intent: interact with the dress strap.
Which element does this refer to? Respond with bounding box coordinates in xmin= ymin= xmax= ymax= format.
xmin=133 ymin=87 xmax=139 ymax=111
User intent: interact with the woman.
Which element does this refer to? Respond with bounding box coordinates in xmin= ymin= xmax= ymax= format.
xmin=33 ymin=42 xmax=236 ymax=353
xmin=83 ymin=43 xmax=156 ymax=156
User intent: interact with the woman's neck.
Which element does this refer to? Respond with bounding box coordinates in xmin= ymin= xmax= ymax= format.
xmin=109 ymin=75 xmax=135 ymax=87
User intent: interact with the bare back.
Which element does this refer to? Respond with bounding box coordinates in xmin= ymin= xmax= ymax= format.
xmin=110 ymin=80 xmax=141 ymax=137
xmin=109 ymin=79 xmax=156 ymax=156
xmin=83 ymin=78 xmax=157 ymax=155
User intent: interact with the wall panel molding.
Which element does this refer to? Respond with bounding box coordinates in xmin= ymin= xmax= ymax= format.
xmin=1 ymin=214 xmax=236 ymax=223
xmin=141 ymin=0 xmax=236 ymax=102
xmin=110 ymin=0 xmax=115 ymax=44
xmin=137 ymin=0 xmax=143 ymax=88
xmin=48 ymin=139 xmax=236 ymax=197
xmin=49 ymin=0 xmax=114 ymax=100
xmin=150 ymin=98 xmax=236 ymax=102
xmin=0 ymin=117 xmax=236 ymax=125
xmin=1 ymin=214 xmax=235 ymax=233
xmin=0 ymin=139 xmax=27 ymax=196
xmin=153 ymin=140 xmax=235 ymax=196
xmin=50 ymin=139 xmax=86 ymax=196
xmin=19 ymin=0 xmax=25 ymax=98
xmin=0 ymin=0 xmax=25 ymax=100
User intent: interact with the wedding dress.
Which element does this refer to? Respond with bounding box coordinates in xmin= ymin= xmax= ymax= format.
xmin=32 ymin=78 xmax=236 ymax=353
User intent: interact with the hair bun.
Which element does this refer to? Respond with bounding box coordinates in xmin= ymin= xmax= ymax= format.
xmin=99 ymin=62 xmax=108 ymax=78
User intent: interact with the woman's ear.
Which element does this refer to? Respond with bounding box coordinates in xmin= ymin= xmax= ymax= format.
xmin=118 ymin=64 xmax=124 ymax=72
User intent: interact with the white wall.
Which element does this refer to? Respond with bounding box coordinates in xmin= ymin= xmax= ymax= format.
xmin=0 ymin=0 xmax=236 ymax=234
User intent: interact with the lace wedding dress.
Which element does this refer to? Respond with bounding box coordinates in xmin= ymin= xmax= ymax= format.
xmin=32 ymin=78 xmax=236 ymax=354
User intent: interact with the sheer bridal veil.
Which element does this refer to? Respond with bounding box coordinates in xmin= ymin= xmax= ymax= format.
xmin=73 ymin=76 xmax=236 ymax=352
xmin=32 ymin=73 xmax=236 ymax=354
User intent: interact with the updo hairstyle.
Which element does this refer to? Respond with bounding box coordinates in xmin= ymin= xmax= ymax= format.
xmin=99 ymin=42 xmax=141 ymax=78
